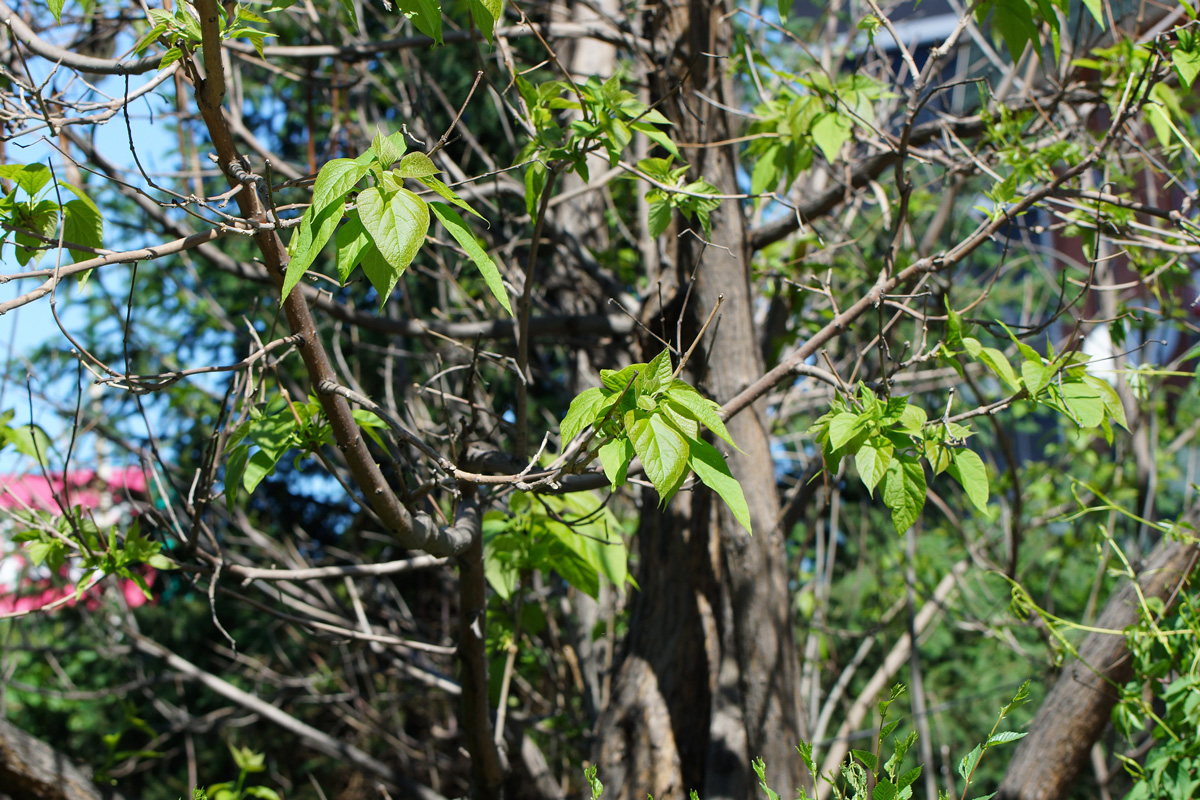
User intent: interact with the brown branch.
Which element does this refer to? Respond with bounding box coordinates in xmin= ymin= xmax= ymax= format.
xmin=183 ymin=0 xmax=474 ymax=556
xmin=0 ymin=0 xmax=160 ymax=75
xmin=455 ymin=492 xmax=508 ymax=797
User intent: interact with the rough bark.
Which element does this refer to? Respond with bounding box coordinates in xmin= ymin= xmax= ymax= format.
xmin=0 ymin=719 xmax=110 ymax=800
xmin=996 ymin=535 xmax=1200 ymax=800
xmin=593 ymin=2 xmax=802 ymax=798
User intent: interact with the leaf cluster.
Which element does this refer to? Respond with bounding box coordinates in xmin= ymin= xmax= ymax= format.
xmin=482 ymin=491 xmax=632 ymax=600
xmin=0 ymin=163 xmax=103 ymax=268
xmin=559 ymin=349 xmax=752 ymax=532
xmin=283 ymin=130 xmax=511 ymax=313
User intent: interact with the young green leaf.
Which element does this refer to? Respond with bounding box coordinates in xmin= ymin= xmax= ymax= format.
xmin=397 ymin=0 xmax=443 ymax=44
xmin=371 ymin=130 xmax=405 ymax=167
xmin=629 ymin=413 xmax=689 ymax=502
xmin=647 ymin=197 xmax=672 ymax=238
xmin=0 ymin=163 xmax=51 ymax=195
xmin=688 ymin=437 xmax=752 ymax=534
xmin=395 ymin=152 xmax=439 ymax=179
xmin=597 ymin=436 xmax=635 ymax=490
xmin=948 ymin=448 xmax=989 ymax=512
xmin=335 ymin=213 xmax=373 ymax=284
xmin=359 ymin=245 xmax=402 ymax=307
xmin=559 ymin=387 xmax=605 ymax=447
xmin=312 ymin=158 xmax=369 ymax=213
xmin=829 ymin=411 xmax=864 ymax=451
xmin=61 ymin=199 xmax=104 ymax=263
xmin=283 ymin=200 xmax=344 ymax=301
xmin=811 ymin=111 xmax=853 ymax=163
xmin=665 ymin=386 xmax=738 ymax=450
xmin=1057 ymin=380 xmax=1105 ymax=428
xmin=418 ymin=176 xmax=483 ymax=219
xmin=855 ymin=438 xmax=892 ymax=495
xmin=430 ymin=202 xmax=512 ymax=314
xmin=882 ymin=457 xmax=926 ymax=534
xmin=958 ymin=743 xmax=983 ymax=781
xmin=639 ymin=349 xmax=673 ymax=396
xmin=467 ymin=0 xmax=500 ymax=41
xmin=356 ymin=186 xmax=429 ymax=300
xmin=1021 ymin=359 xmax=1053 ymax=398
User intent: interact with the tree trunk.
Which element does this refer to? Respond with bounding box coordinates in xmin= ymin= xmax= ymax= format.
xmin=0 ymin=719 xmax=112 ymax=800
xmin=996 ymin=535 xmax=1200 ymax=800
xmin=593 ymin=2 xmax=802 ymax=798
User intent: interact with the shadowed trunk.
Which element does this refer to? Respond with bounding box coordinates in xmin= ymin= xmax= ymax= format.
xmin=996 ymin=534 xmax=1199 ymax=800
xmin=593 ymin=2 xmax=802 ymax=798
xmin=0 ymin=719 xmax=112 ymax=800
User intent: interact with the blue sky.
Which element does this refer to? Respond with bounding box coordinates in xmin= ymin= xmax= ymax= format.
xmin=2 ymin=61 xmax=178 ymax=463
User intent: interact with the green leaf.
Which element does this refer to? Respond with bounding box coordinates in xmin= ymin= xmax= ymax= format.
xmin=1173 ymin=46 xmax=1200 ymax=88
xmin=132 ymin=23 xmax=168 ymax=55
xmin=601 ymin=364 xmax=641 ymax=392
xmin=0 ymin=163 xmax=51 ymax=195
xmin=1083 ymin=375 xmax=1128 ymax=429
xmin=945 ymin=298 xmax=965 ymax=350
xmin=829 ymin=412 xmax=864 ymax=451
xmin=811 ymin=111 xmax=853 ymax=163
xmin=560 ymin=387 xmax=605 ymax=447
xmin=647 ymin=198 xmax=672 ymax=238
xmin=395 ymin=152 xmax=439 ymax=179
xmin=1080 ymin=0 xmax=1105 ymax=28
xmin=370 ymin=130 xmax=405 ymax=167
xmin=243 ymin=449 xmax=280 ymax=494
xmin=467 ymin=0 xmax=500 ymax=41
xmin=356 ymin=186 xmax=429 ymax=302
xmin=313 ymin=158 xmax=369 ymax=214
xmin=1058 ymin=380 xmax=1105 ymax=428
xmin=898 ymin=765 xmax=922 ymax=790
xmin=61 ymin=199 xmax=103 ymax=263
xmin=873 ymin=781 xmax=897 ymax=800
xmin=524 ymin=162 xmax=547 ymax=218
xmin=958 ymin=744 xmax=983 ymax=781
xmin=12 ymin=201 xmax=58 ymax=266
xmin=882 ymin=457 xmax=925 ymax=534
xmin=751 ymin=143 xmax=782 ymax=196
xmin=417 ymin=176 xmax=482 ymax=218
xmin=8 ymin=423 xmax=52 ymax=461
xmin=597 ymin=436 xmax=635 ymax=490
xmin=335 ymin=213 xmax=372 ymax=284
xmin=359 ymin=245 xmax=402 ymax=308
xmin=630 ymin=122 xmax=680 ymax=158
xmin=659 ymin=400 xmax=700 ymax=440
xmin=752 ymin=757 xmax=780 ymax=800
xmin=629 ymin=413 xmax=689 ymax=502
xmin=898 ymin=404 xmax=927 ymax=433
xmin=225 ymin=445 xmax=249 ymax=509
xmin=948 ymin=448 xmax=989 ymax=512
xmin=397 ymin=0 xmax=443 ymax=44
xmin=158 ymin=46 xmax=183 ymax=69
xmin=639 ymin=349 xmax=674 ymax=396
xmin=48 ymin=0 xmax=65 ymax=24
xmin=689 ymin=437 xmax=752 ymax=534
xmin=285 ymin=163 xmax=360 ymax=301
xmin=665 ymin=386 xmax=738 ymax=450
xmin=855 ymin=438 xmax=892 ymax=495
xmin=964 ymin=338 xmax=1021 ymax=391
xmin=1021 ymin=359 xmax=1053 ymax=398
xmin=988 ymin=0 xmax=1040 ymax=57
xmin=986 ymin=731 xmax=1028 ymax=745
xmin=429 ymin=202 xmax=511 ymax=314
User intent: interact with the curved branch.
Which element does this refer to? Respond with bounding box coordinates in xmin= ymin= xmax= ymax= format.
xmin=0 ymin=0 xmax=161 ymax=75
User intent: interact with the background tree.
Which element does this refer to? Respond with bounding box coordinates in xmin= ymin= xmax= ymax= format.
xmin=0 ymin=0 xmax=1198 ymax=799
